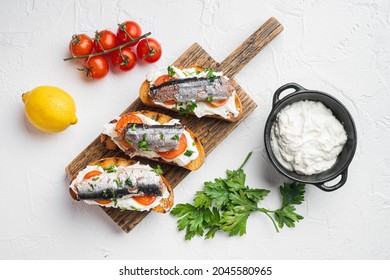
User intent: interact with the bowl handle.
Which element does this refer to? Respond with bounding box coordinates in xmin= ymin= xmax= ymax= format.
xmin=273 ymin=82 xmax=306 ymax=108
xmin=314 ymin=169 xmax=348 ymax=192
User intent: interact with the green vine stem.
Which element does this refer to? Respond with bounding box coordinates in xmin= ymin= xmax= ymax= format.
xmin=63 ymin=31 xmax=151 ymax=61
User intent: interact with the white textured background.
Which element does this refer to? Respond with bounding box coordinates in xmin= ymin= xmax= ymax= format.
xmin=1 ymin=0 xmax=389 ymax=260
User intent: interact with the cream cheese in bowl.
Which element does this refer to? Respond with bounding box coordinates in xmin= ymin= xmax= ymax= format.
xmin=264 ymin=82 xmax=357 ymax=192
xmin=270 ymin=100 xmax=347 ymax=175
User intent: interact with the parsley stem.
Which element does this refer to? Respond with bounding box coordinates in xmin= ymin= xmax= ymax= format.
xmin=257 ymin=207 xmax=279 ymax=233
xmin=238 ymin=151 xmax=253 ymax=170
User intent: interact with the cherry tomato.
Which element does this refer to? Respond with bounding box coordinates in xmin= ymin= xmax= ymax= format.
xmin=136 ymin=38 xmax=162 ymax=63
xmin=83 ymin=170 xmax=102 ymax=180
xmin=83 ymin=56 xmax=109 ymax=79
xmin=94 ymin=30 xmax=118 ymax=52
xmin=115 ymin=114 xmax=143 ymax=135
xmin=208 ymin=98 xmax=229 ymax=107
xmin=158 ymin=133 xmax=187 ymax=159
xmin=111 ymin=47 xmax=137 ymax=71
xmin=117 ymin=21 xmax=142 ymax=46
xmin=69 ymin=34 xmax=93 ymax=56
xmin=154 ymin=74 xmax=173 ymax=86
xmin=95 ymin=199 xmax=112 ymax=205
xmin=133 ymin=195 xmax=157 ymax=206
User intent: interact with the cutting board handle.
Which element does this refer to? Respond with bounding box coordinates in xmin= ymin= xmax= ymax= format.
xmin=219 ymin=17 xmax=283 ymax=78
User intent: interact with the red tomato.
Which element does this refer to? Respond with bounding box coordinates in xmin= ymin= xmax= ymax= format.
xmin=136 ymin=38 xmax=162 ymax=63
xmin=115 ymin=114 xmax=143 ymax=135
xmin=94 ymin=30 xmax=118 ymax=52
xmin=154 ymin=74 xmax=173 ymax=86
xmin=117 ymin=21 xmax=142 ymax=45
xmin=69 ymin=34 xmax=93 ymax=56
xmin=111 ymin=47 xmax=137 ymax=71
xmin=158 ymin=133 xmax=187 ymax=159
xmin=83 ymin=170 xmax=102 ymax=180
xmin=83 ymin=56 xmax=109 ymax=79
xmin=133 ymin=195 xmax=157 ymax=206
xmin=208 ymin=98 xmax=229 ymax=107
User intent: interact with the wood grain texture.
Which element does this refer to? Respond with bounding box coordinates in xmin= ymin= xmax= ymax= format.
xmin=65 ymin=17 xmax=283 ymax=233
xmin=219 ymin=17 xmax=283 ymax=78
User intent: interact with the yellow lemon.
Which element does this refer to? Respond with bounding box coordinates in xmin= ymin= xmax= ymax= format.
xmin=22 ymin=86 xmax=78 ymax=133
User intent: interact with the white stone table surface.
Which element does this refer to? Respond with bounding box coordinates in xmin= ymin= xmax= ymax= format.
xmin=1 ymin=0 xmax=389 ymax=259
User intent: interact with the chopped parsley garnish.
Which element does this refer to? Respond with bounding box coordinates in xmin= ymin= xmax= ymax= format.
xmin=171 ymin=134 xmax=180 ymax=141
xmin=92 ymin=177 xmax=99 ymax=181
xmin=111 ymin=197 xmax=118 ymax=207
xmin=113 ymin=179 xmax=122 ymax=189
xmin=184 ymin=150 xmax=194 ymax=157
xmin=160 ymin=133 xmax=165 ymax=141
xmin=153 ymin=165 xmax=164 ymax=175
xmin=179 ymin=100 xmax=197 ymax=115
xmin=192 ymin=141 xmax=196 ymax=146
xmin=207 ymin=96 xmax=213 ymax=102
xmin=168 ymin=66 xmax=176 ymax=76
xmin=102 ymin=189 xmax=108 ymax=198
xmin=138 ymin=134 xmax=149 ymax=151
xmin=110 ymin=189 xmax=116 ymax=197
xmin=195 ymin=69 xmax=201 ymax=75
xmin=131 ymin=123 xmax=136 ymax=131
xmin=125 ymin=178 xmax=132 ymax=186
xmin=151 ymin=116 xmax=157 ymax=121
xmin=103 ymin=165 xmax=117 ymax=173
xmin=205 ymin=68 xmax=218 ymax=81
xmin=120 ymin=207 xmax=128 ymax=212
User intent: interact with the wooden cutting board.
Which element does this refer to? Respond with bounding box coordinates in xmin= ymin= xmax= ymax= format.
xmin=65 ymin=17 xmax=283 ymax=233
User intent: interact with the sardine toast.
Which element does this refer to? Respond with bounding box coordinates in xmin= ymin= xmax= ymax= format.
xmin=100 ymin=110 xmax=205 ymax=170
xmin=69 ymin=157 xmax=173 ymax=213
xmin=139 ymin=65 xmax=242 ymax=122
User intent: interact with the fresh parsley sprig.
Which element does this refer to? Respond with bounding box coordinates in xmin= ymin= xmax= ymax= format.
xmin=171 ymin=152 xmax=306 ymax=240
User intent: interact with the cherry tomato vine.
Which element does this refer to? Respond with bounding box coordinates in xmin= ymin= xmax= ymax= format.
xmin=65 ymin=20 xmax=162 ymax=80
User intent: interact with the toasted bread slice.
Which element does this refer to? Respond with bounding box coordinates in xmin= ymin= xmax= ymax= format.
xmin=69 ymin=157 xmax=174 ymax=213
xmin=139 ymin=66 xmax=243 ymax=122
xmin=100 ymin=110 xmax=205 ymax=170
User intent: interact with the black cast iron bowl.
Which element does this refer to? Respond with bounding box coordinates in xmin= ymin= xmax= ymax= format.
xmin=264 ymin=82 xmax=357 ymax=192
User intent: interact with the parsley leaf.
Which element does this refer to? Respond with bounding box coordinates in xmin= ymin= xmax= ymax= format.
xmin=125 ymin=178 xmax=132 ymax=186
xmin=179 ymin=100 xmax=197 ymax=115
xmin=205 ymin=68 xmax=218 ymax=81
xmin=171 ymin=134 xmax=180 ymax=141
xmin=171 ymin=152 xmax=306 ymax=240
xmin=167 ymin=66 xmax=176 ymax=76
xmin=103 ymin=165 xmax=117 ymax=173
xmin=153 ymin=165 xmax=164 ymax=175
xmin=184 ymin=150 xmax=194 ymax=157
xmin=273 ymin=182 xmax=305 ymax=229
xmin=280 ymin=182 xmax=305 ymax=208
xmin=138 ymin=134 xmax=149 ymax=151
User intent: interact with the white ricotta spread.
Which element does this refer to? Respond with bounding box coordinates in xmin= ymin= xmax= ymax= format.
xmin=102 ymin=114 xmax=199 ymax=167
xmin=69 ymin=163 xmax=170 ymax=211
xmin=270 ymin=100 xmax=347 ymax=175
xmin=146 ymin=66 xmax=240 ymax=119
